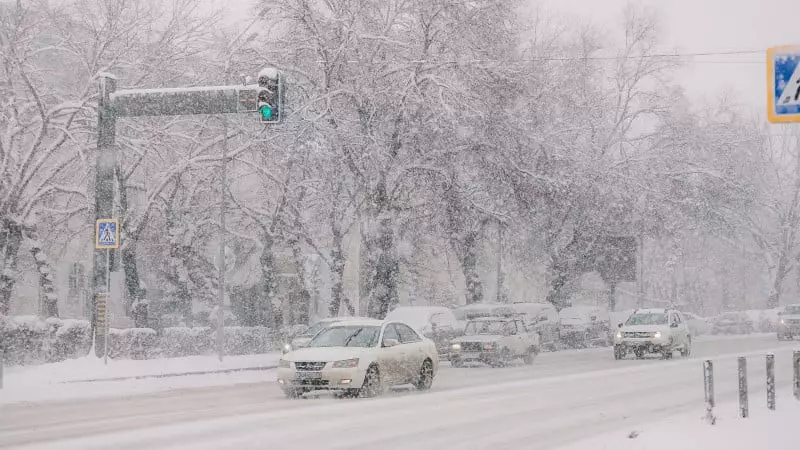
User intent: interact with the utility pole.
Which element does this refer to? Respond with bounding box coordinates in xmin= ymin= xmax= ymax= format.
xmin=217 ymin=111 xmax=228 ymax=362
xmin=496 ymin=221 xmax=504 ymax=303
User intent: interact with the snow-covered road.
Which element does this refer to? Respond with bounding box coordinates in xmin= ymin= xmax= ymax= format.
xmin=2 ymin=334 xmax=798 ymax=450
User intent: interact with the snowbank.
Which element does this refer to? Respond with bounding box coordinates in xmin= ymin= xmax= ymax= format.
xmin=558 ymin=393 xmax=799 ymax=450
xmin=1 ymin=352 xmax=280 ymax=404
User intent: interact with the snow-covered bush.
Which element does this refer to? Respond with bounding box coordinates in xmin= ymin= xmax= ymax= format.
xmin=108 ymin=328 xmax=158 ymax=360
xmin=159 ymin=327 xmax=214 ymax=358
xmin=1 ymin=315 xmax=281 ymax=364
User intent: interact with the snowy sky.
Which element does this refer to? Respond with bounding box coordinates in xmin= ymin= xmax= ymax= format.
xmin=215 ymin=0 xmax=800 ymax=116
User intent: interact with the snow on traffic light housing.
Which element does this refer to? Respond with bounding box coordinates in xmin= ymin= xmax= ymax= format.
xmin=257 ymin=68 xmax=282 ymax=123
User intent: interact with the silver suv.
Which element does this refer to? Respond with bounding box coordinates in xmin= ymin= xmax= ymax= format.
xmin=613 ymin=308 xmax=691 ymax=360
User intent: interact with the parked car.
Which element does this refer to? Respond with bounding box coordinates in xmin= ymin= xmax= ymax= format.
xmin=384 ymin=306 xmax=462 ymax=359
xmin=558 ymin=305 xmax=611 ymax=348
xmin=283 ymin=316 xmax=367 ymax=353
xmin=509 ymin=302 xmax=559 ymax=351
xmin=711 ymin=312 xmax=754 ymax=335
xmin=277 ymin=319 xmax=439 ymax=398
xmin=777 ymin=304 xmax=800 ymax=341
xmin=682 ymin=312 xmax=711 ymax=336
xmin=613 ymin=308 xmax=692 ymax=360
xmin=449 ymin=316 xmax=540 ymax=367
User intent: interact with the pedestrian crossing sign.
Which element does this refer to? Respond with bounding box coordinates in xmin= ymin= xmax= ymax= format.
xmin=95 ymin=219 xmax=119 ymax=249
xmin=767 ymin=45 xmax=800 ymax=123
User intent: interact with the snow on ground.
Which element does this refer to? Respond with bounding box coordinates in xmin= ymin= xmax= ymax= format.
xmin=558 ymin=392 xmax=800 ymax=450
xmin=0 ymin=352 xmax=279 ymax=405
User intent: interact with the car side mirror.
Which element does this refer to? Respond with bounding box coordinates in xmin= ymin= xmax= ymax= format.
xmin=670 ymin=322 xmax=679 ymax=328
xmin=617 ymin=323 xmax=623 ymax=328
xmin=382 ymin=338 xmax=400 ymax=348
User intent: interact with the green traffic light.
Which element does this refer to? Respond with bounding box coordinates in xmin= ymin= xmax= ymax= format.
xmin=259 ymin=104 xmax=273 ymax=120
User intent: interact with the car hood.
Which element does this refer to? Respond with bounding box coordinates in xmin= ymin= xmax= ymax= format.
xmin=290 ymin=336 xmax=313 ymax=348
xmin=452 ymin=334 xmax=504 ymax=343
xmin=282 ymin=346 xmax=373 ymax=362
xmin=619 ymin=325 xmax=669 ymax=333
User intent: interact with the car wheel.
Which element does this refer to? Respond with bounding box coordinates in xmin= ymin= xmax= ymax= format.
xmin=634 ymin=348 xmax=645 ymax=359
xmin=681 ymin=338 xmax=692 ymax=357
xmin=522 ymin=348 xmax=535 ymax=365
xmin=778 ymin=334 xmax=786 ymax=341
xmin=613 ymin=345 xmax=623 ymax=360
xmin=359 ymin=365 xmax=382 ymax=398
xmin=661 ymin=349 xmax=673 ymax=360
xmin=491 ymin=348 xmax=512 ymax=368
xmin=415 ymin=359 xmax=434 ymax=390
xmin=582 ymin=331 xmax=591 ymax=348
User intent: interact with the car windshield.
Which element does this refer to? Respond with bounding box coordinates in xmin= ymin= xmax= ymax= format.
xmin=626 ymin=313 xmax=668 ymax=326
xmin=307 ymin=325 xmax=380 ymax=348
xmin=464 ymin=320 xmax=511 ymax=335
xmin=785 ymin=306 xmax=800 ymax=315
xmin=300 ymin=321 xmax=331 ymax=337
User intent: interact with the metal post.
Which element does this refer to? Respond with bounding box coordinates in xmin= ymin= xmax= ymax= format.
xmin=104 ymin=248 xmax=110 ymax=365
xmin=0 ymin=356 xmax=3 ymax=390
xmin=496 ymin=222 xmax=503 ymax=303
xmin=766 ymin=353 xmax=775 ymax=410
xmin=93 ymin=73 xmax=116 ymax=358
xmin=703 ymin=360 xmax=715 ymax=424
xmin=793 ymin=350 xmax=800 ymax=401
xmin=216 ymin=115 xmax=227 ymax=363
xmin=738 ymin=356 xmax=749 ymax=418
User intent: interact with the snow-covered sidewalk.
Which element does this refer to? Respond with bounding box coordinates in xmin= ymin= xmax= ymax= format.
xmin=1 ymin=352 xmax=280 ymax=404
xmin=558 ymin=393 xmax=799 ymax=450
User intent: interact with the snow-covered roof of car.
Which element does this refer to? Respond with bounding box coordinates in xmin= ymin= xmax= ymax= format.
xmin=326 ymin=318 xmax=385 ymax=327
xmin=318 ymin=316 xmax=369 ymax=323
xmin=466 ymin=316 xmax=515 ymax=322
xmin=630 ymin=308 xmax=669 ymax=314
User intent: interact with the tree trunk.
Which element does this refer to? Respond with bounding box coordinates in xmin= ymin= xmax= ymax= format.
xmin=117 ymin=168 xmax=147 ymax=326
xmin=367 ymin=217 xmax=399 ymax=319
xmin=25 ymin=226 xmax=58 ymax=317
xmin=461 ymin=231 xmax=484 ymax=305
xmin=288 ymin=236 xmax=311 ymax=324
xmin=259 ymin=232 xmax=279 ymax=329
xmin=329 ymin=226 xmax=346 ymax=317
xmin=0 ymin=220 xmax=23 ymax=315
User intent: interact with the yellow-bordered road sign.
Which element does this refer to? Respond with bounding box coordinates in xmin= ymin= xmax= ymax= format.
xmin=767 ymin=46 xmax=800 ymax=123
xmin=95 ymin=219 xmax=120 ymax=249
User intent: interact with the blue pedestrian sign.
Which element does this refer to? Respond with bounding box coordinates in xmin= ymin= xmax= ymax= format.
xmin=95 ymin=219 xmax=119 ymax=249
xmin=767 ymin=46 xmax=800 ymax=123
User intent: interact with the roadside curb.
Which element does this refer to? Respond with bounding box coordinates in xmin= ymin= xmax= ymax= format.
xmin=60 ymin=365 xmax=278 ymax=384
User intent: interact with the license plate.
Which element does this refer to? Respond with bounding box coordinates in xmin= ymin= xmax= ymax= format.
xmin=295 ymin=371 xmax=322 ymax=380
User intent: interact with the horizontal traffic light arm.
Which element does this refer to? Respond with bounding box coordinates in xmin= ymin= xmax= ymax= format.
xmin=110 ymin=84 xmax=263 ymax=117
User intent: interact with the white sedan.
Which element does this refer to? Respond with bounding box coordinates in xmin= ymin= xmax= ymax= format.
xmin=277 ymin=318 xmax=439 ymax=398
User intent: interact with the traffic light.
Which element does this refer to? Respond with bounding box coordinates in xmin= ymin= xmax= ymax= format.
xmin=257 ymin=68 xmax=282 ymax=123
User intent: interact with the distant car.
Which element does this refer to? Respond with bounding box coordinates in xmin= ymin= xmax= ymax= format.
xmin=509 ymin=302 xmax=559 ymax=351
xmin=682 ymin=312 xmax=711 ymax=336
xmin=711 ymin=312 xmax=754 ymax=335
xmin=277 ymin=319 xmax=439 ymax=398
xmin=777 ymin=304 xmax=800 ymax=341
xmin=283 ymin=316 xmax=367 ymax=353
xmin=384 ymin=306 xmax=461 ymax=359
xmin=559 ymin=306 xmax=611 ymax=348
xmin=613 ymin=308 xmax=691 ymax=360
xmin=449 ymin=316 xmax=540 ymax=368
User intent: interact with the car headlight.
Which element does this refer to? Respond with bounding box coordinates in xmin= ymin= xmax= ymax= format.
xmin=278 ymin=359 xmax=291 ymax=368
xmin=780 ymin=319 xmax=785 ymax=325
xmin=332 ymin=358 xmax=359 ymax=368
xmin=282 ymin=343 xmax=292 ymax=353
xmin=451 ymin=343 xmax=461 ymax=350
xmin=615 ymin=331 xmax=622 ymax=340
xmin=654 ymin=331 xmax=662 ymax=339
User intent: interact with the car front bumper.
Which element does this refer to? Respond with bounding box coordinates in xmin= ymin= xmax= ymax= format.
xmin=615 ymin=338 xmax=670 ymax=353
xmin=778 ymin=323 xmax=800 ymax=336
xmin=277 ymin=367 xmax=367 ymax=392
xmin=450 ymin=349 xmax=502 ymax=364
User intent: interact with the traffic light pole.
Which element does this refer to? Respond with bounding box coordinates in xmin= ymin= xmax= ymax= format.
xmin=90 ymin=70 xmax=283 ymax=358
